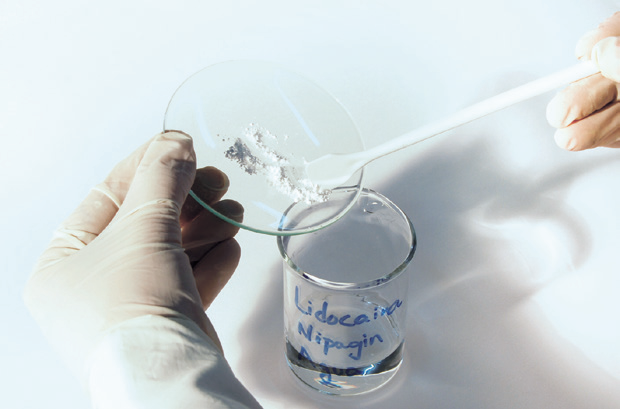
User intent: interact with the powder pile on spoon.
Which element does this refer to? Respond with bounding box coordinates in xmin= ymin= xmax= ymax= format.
xmin=224 ymin=124 xmax=330 ymax=204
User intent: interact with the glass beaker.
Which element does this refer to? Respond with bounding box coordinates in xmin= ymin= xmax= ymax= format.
xmin=278 ymin=188 xmax=416 ymax=395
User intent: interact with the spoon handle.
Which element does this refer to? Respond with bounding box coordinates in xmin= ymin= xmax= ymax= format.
xmin=356 ymin=61 xmax=599 ymax=165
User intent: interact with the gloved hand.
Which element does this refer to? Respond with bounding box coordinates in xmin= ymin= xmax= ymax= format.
xmin=23 ymin=131 xmax=243 ymax=382
xmin=547 ymin=12 xmax=620 ymax=150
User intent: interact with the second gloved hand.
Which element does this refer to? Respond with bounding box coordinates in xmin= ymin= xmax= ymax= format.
xmin=547 ymin=12 xmax=620 ymax=150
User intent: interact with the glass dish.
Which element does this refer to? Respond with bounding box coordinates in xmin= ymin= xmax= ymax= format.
xmin=164 ymin=60 xmax=364 ymax=235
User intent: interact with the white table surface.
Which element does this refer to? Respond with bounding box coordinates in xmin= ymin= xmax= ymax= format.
xmin=3 ymin=1 xmax=620 ymax=408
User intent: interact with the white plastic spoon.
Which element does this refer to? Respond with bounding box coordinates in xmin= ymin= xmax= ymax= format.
xmin=306 ymin=61 xmax=599 ymax=189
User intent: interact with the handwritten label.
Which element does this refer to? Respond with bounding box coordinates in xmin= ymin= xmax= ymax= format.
xmin=292 ymin=285 xmax=403 ymax=365
xmin=295 ymin=286 xmax=403 ymax=326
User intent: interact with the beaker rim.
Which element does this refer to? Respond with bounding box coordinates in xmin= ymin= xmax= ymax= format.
xmin=277 ymin=188 xmax=416 ymax=290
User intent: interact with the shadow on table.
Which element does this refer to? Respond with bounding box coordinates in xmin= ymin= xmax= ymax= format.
xmin=236 ymin=125 xmax=620 ymax=408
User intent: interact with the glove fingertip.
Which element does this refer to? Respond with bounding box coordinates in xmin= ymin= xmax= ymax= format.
xmin=546 ymin=93 xmax=572 ymax=128
xmin=591 ymin=36 xmax=620 ymax=83
xmin=575 ymin=29 xmax=599 ymax=60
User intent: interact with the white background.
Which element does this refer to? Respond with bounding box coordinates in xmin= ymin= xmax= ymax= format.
xmin=3 ymin=1 xmax=620 ymax=408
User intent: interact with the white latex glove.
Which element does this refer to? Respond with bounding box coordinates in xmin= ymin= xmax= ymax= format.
xmin=547 ymin=12 xmax=620 ymax=150
xmin=24 ymin=132 xmax=260 ymax=408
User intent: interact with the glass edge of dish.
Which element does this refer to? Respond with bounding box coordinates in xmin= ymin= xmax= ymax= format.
xmin=187 ymin=171 xmax=365 ymax=236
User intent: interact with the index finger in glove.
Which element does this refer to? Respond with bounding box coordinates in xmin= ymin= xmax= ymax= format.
xmin=576 ymin=12 xmax=620 ymax=60
xmin=591 ymin=36 xmax=620 ymax=83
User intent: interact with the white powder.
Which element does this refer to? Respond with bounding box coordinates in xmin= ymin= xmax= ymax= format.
xmin=224 ymin=124 xmax=330 ymax=204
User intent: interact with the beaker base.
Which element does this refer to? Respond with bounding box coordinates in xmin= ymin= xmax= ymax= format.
xmin=285 ymin=341 xmax=403 ymax=396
